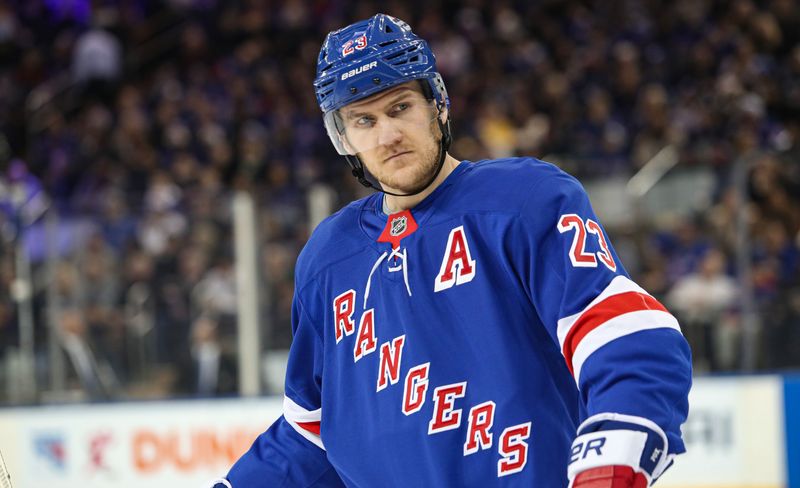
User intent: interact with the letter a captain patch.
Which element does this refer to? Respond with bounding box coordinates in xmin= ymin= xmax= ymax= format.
xmin=434 ymin=225 xmax=476 ymax=292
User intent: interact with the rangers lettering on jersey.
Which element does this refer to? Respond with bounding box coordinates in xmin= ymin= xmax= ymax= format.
xmin=333 ymin=289 xmax=356 ymax=343
xmin=331 ymin=287 xmax=533 ymax=477
xmin=353 ymin=308 xmax=377 ymax=362
xmin=376 ymin=335 xmax=406 ymax=391
xmin=464 ymin=401 xmax=496 ymax=455
xmin=428 ymin=382 xmax=467 ymax=434
xmin=402 ymin=362 xmax=430 ymax=415
xmin=498 ymin=422 xmax=532 ymax=477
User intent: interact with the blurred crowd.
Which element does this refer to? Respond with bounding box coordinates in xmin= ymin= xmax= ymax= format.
xmin=0 ymin=0 xmax=799 ymax=403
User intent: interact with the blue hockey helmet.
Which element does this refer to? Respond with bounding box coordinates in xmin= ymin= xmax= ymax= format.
xmin=314 ymin=14 xmax=450 ymax=155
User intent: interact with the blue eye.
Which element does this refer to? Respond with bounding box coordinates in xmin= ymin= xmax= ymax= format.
xmin=355 ymin=116 xmax=374 ymax=127
xmin=393 ymin=103 xmax=409 ymax=113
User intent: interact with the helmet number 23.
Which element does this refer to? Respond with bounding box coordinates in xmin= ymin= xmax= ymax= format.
xmin=556 ymin=214 xmax=616 ymax=272
xmin=342 ymin=35 xmax=368 ymax=57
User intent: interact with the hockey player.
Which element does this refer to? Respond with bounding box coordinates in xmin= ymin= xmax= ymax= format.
xmin=213 ymin=14 xmax=691 ymax=488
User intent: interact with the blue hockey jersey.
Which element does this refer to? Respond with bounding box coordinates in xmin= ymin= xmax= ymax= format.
xmin=223 ymin=158 xmax=692 ymax=487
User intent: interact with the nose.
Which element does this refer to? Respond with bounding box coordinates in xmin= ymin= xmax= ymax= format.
xmin=376 ymin=118 xmax=403 ymax=147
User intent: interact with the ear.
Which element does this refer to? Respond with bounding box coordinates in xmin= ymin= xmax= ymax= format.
xmin=436 ymin=93 xmax=449 ymax=124
xmin=438 ymin=105 xmax=449 ymax=125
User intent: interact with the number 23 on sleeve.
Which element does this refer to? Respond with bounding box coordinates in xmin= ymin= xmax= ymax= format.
xmin=557 ymin=214 xmax=616 ymax=272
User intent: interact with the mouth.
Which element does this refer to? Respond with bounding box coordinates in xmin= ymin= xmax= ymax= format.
xmin=384 ymin=151 xmax=412 ymax=163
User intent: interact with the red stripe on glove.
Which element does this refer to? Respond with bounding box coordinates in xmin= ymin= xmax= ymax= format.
xmin=573 ymin=466 xmax=648 ymax=488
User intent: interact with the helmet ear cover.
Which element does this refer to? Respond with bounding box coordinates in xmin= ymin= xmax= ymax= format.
xmin=416 ymin=79 xmax=452 ymax=152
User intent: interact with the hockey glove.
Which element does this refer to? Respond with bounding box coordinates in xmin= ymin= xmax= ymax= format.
xmin=567 ymin=413 xmax=673 ymax=488
xmin=572 ymin=465 xmax=648 ymax=488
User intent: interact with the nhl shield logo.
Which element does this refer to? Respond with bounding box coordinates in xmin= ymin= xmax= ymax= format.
xmin=390 ymin=216 xmax=407 ymax=237
xmin=378 ymin=209 xmax=418 ymax=249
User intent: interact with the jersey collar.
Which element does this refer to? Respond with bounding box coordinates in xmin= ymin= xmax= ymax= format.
xmin=359 ymin=160 xmax=469 ymax=247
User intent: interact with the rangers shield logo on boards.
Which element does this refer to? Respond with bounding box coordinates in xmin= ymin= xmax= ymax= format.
xmin=33 ymin=433 xmax=66 ymax=472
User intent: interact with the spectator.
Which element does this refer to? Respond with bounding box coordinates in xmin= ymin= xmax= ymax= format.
xmin=58 ymin=308 xmax=119 ymax=400
xmin=176 ymin=314 xmax=237 ymax=397
xmin=71 ymin=25 xmax=121 ymax=84
xmin=668 ymin=248 xmax=739 ymax=371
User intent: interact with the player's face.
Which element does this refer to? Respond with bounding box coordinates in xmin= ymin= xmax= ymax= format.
xmin=339 ymin=82 xmax=444 ymax=194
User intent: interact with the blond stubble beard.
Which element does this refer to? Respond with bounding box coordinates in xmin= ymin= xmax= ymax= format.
xmin=361 ymin=119 xmax=442 ymax=195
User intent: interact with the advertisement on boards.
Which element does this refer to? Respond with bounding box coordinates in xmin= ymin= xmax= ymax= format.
xmin=0 ymin=398 xmax=282 ymax=488
xmin=0 ymin=376 xmax=795 ymax=488
xmin=659 ymin=376 xmax=786 ymax=488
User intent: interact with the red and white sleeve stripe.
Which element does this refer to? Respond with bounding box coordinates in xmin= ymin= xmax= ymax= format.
xmin=283 ymin=396 xmax=325 ymax=450
xmin=556 ymin=276 xmax=681 ymax=385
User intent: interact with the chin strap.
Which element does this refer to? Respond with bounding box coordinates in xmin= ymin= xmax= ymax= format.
xmin=345 ymin=114 xmax=452 ymax=198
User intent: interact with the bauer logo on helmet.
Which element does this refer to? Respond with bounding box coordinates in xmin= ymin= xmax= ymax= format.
xmin=341 ymin=61 xmax=378 ymax=81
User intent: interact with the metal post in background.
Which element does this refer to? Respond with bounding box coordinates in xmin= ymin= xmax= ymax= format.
xmin=12 ymin=235 xmax=36 ymax=402
xmin=124 ymin=282 xmax=155 ymax=383
xmin=626 ymin=145 xmax=679 ymax=199
xmin=308 ymin=183 xmax=335 ymax=231
xmin=233 ymin=190 xmax=261 ymax=396
xmin=44 ymin=209 xmax=66 ymax=395
xmin=732 ymin=152 xmax=759 ymax=372
xmin=6 ymin=175 xmax=41 ymax=404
